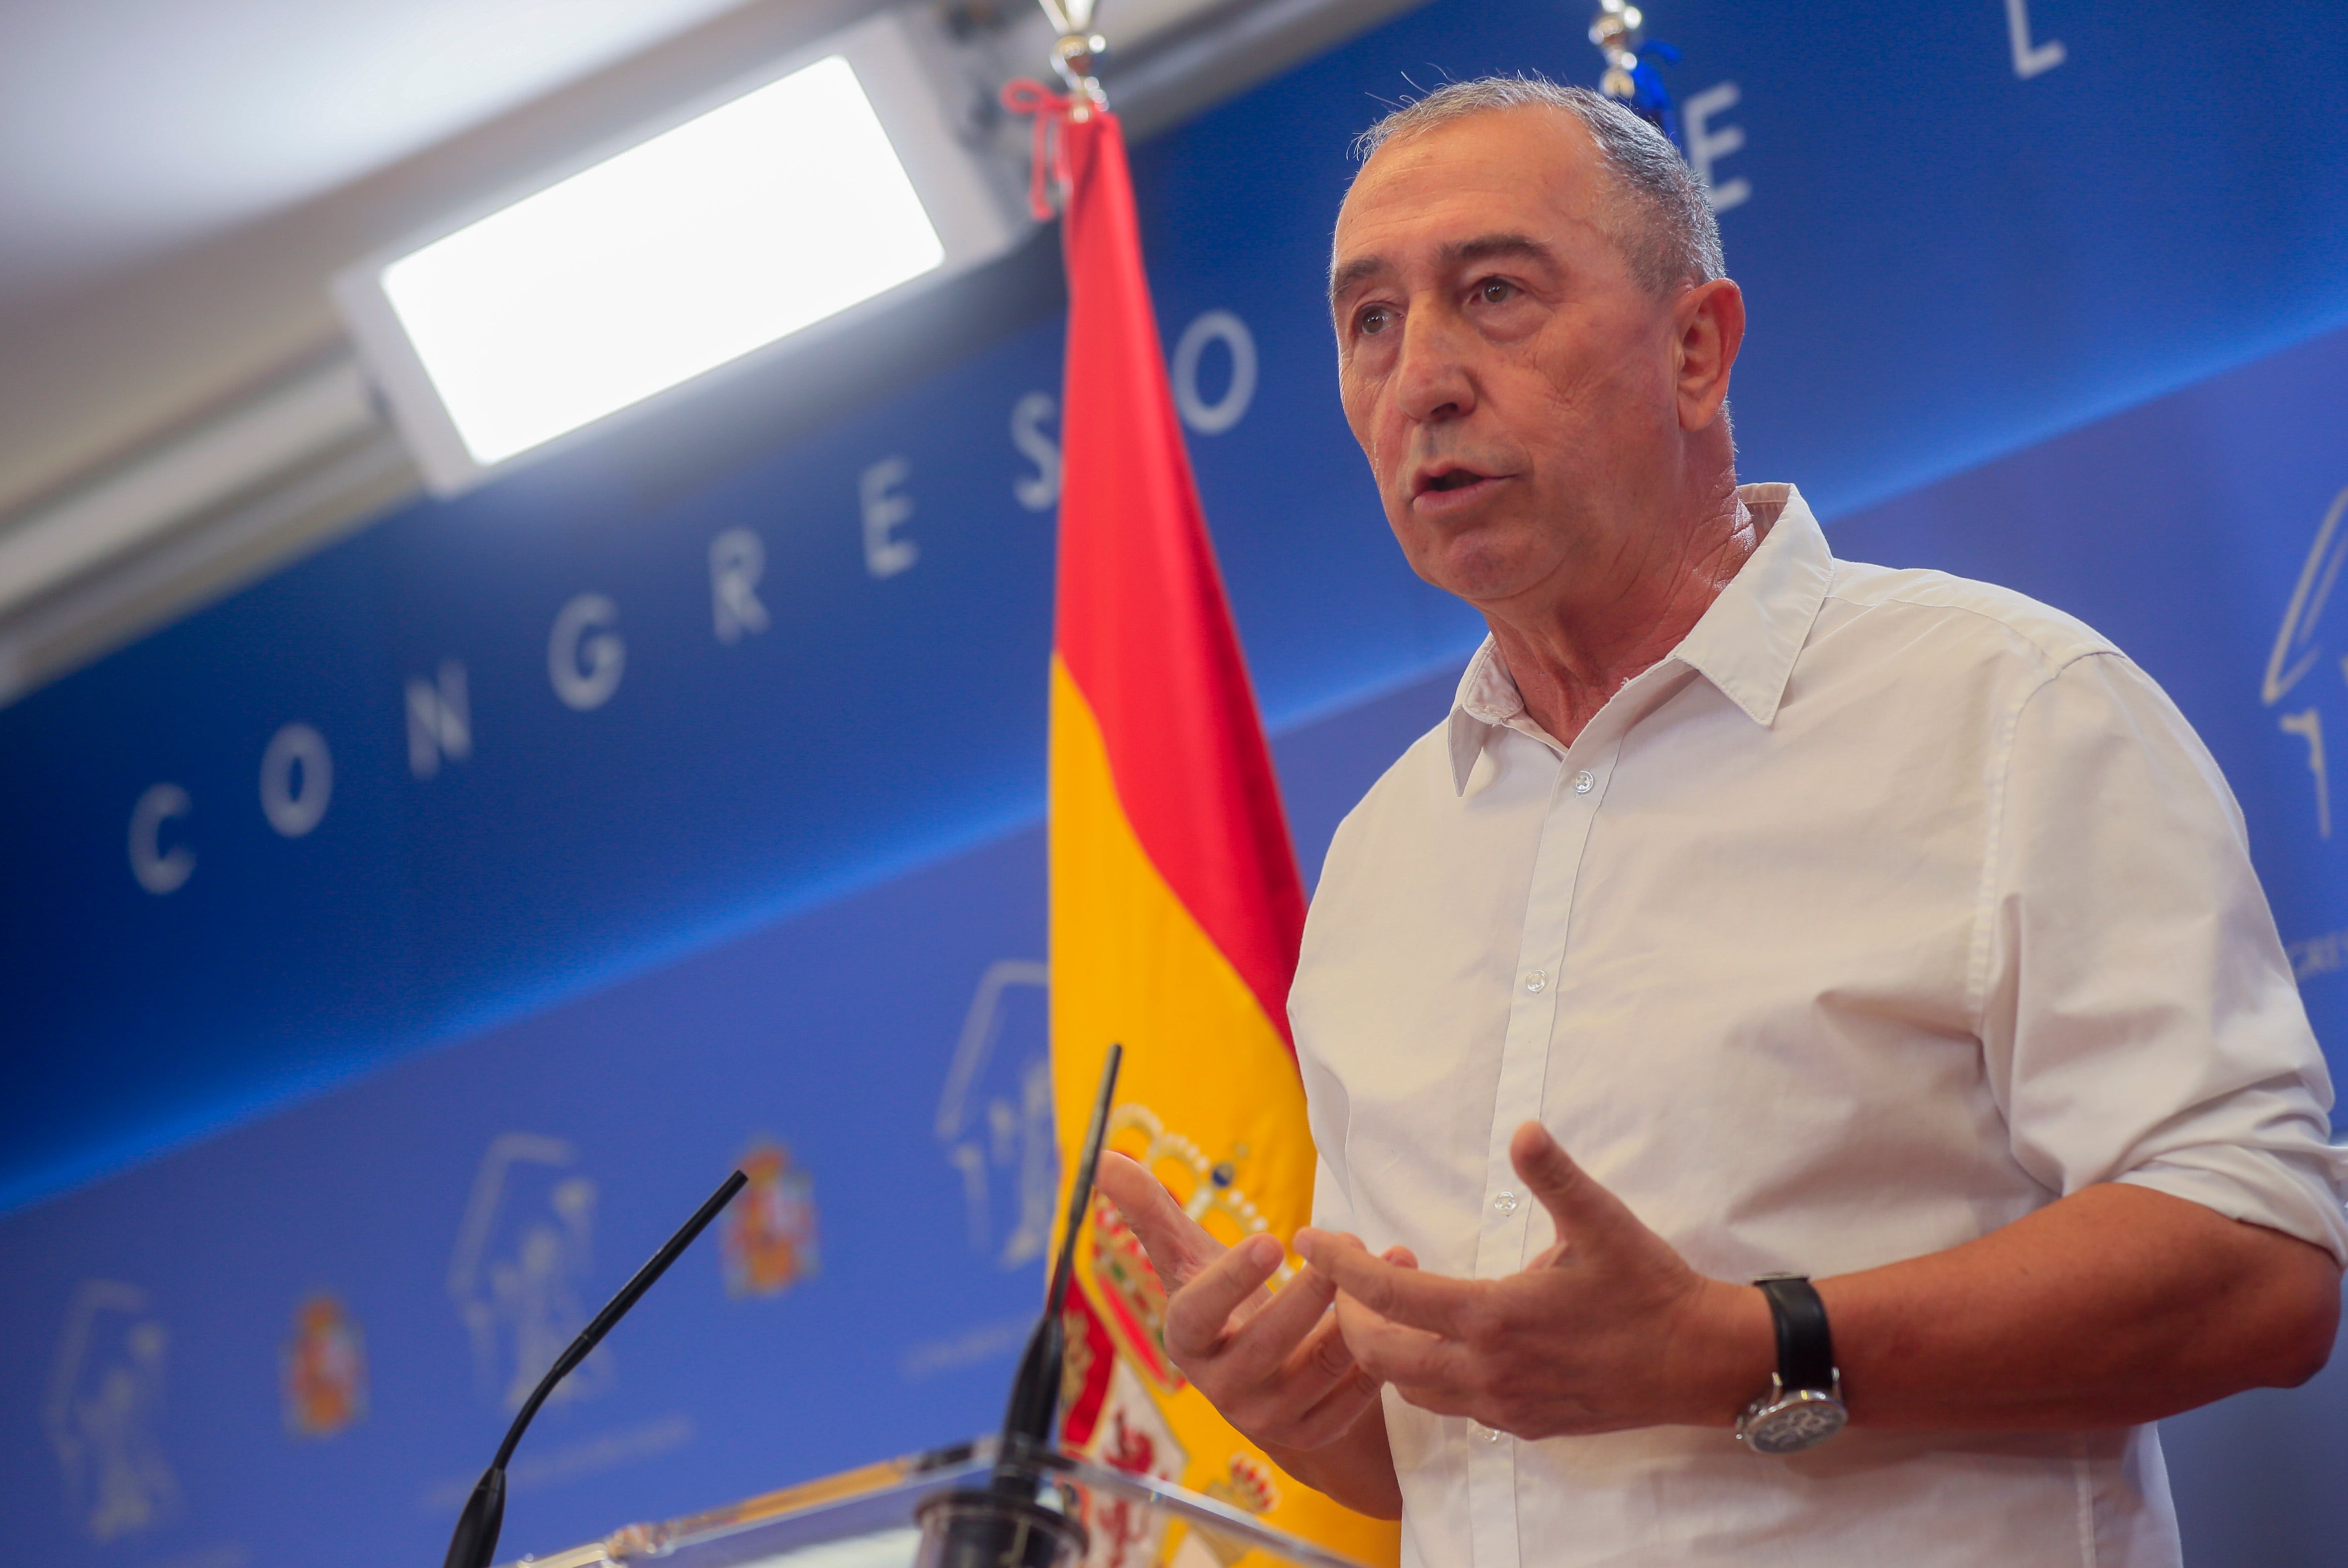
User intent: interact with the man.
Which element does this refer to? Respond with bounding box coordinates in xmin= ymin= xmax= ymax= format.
xmin=1097 ymin=77 xmax=2347 ymax=1566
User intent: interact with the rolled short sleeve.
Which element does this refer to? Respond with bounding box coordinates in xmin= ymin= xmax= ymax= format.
xmin=1980 ymin=651 xmax=2348 ymax=1261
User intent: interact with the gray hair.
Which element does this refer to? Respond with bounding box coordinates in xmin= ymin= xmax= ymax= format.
xmin=1351 ymin=75 xmax=1724 ymax=297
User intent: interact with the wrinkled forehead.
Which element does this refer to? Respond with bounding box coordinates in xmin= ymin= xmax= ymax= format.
xmin=1331 ymin=107 xmax=1622 ymax=288
xmin=1332 ymin=106 xmax=1618 ymax=265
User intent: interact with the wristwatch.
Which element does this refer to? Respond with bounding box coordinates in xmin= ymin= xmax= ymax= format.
xmin=1735 ymin=1274 xmax=1848 ymax=1455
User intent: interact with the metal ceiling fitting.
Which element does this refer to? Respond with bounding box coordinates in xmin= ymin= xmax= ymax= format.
xmin=1035 ymin=0 xmax=1107 ymax=100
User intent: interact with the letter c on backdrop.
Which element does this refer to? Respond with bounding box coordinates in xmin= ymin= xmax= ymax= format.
xmin=549 ymin=592 xmax=625 ymax=711
xmin=128 ymin=783 xmax=195 ymax=894
xmin=260 ymin=723 xmax=334 ymax=838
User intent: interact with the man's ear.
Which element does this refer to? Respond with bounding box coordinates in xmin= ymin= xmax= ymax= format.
xmin=1675 ymin=277 xmax=1745 ymax=432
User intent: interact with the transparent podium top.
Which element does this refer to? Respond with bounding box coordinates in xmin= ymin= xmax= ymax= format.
xmin=505 ymin=1437 xmax=1375 ymax=1568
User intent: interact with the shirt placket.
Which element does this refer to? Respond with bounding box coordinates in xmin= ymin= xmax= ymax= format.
xmin=1463 ymin=723 xmax=1620 ymax=1568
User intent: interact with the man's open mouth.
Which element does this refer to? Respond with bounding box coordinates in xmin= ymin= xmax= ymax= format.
xmin=1416 ymin=465 xmax=1497 ymax=497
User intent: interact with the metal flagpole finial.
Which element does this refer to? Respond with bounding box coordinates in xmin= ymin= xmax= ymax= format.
xmin=1035 ymin=0 xmax=1108 ymax=111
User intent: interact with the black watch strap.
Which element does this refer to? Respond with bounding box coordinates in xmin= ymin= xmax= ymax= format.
xmin=1755 ymin=1275 xmax=1836 ymax=1393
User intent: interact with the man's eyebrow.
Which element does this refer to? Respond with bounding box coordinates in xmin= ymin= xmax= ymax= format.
xmin=1443 ymin=233 xmax=1558 ymax=270
xmin=1327 ymin=233 xmax=1562 ymax=308
xmin=1327 ymin=254 xmax=1388 ymax=306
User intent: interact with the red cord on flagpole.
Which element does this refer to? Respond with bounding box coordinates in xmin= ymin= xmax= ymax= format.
xmin=1001 ymin=79 xmax=1076 ymax=220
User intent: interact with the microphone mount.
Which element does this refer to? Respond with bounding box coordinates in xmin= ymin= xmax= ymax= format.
xmin=914 ymin=1042 xmax=1124 ymax=1568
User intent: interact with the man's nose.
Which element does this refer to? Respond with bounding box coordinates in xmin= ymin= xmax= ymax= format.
xmin=1393 ymin=304 xmax=1476 ymax=424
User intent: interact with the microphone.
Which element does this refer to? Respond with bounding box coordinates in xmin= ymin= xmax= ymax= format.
xmin=441 ymin=1168 xmax=749 ymax=1568
xmin=1000 ymin=1040 xmax=1121 ymax=1450
xmin=916 ymin=1043 xmax=1122 ymax=1568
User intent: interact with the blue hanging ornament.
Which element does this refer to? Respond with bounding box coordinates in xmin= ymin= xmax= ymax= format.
xmin=1588 ymin=0 xmax=1683 ymax=151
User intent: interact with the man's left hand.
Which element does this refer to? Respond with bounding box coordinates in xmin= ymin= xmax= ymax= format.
xmin=1296 ymin=1121 xmax=1771 ymax=1439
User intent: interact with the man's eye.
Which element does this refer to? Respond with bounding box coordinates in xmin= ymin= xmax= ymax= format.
xmin=1476 ymin=278 xmax=1517 ymax=304
xmin=1358 ymin=305 xmax=1395 ymax=335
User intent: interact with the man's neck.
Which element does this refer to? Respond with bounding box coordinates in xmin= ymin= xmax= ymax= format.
xmin=1485 ymin=483 xmax=1758 ymax=746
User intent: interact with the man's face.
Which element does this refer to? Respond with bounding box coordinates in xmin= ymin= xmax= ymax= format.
xmin=1330 ymin=108 xmax=1687 ymax=608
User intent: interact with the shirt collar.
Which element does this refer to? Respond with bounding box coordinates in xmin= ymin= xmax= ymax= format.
xmin=1444 ymin=483 xmax=1835 ymax=794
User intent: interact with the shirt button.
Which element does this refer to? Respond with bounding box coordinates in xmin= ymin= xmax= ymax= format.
xmin=1572 ymin=769 xmax=1595 ymax=794
xmin=1524 ymin=970 xmax=1547 ymax=994
xmin=1492 ymin=1190 xmax=1519 ymax=1215
xmin=1482 ymin=1424 xmax=1504 ymax=1443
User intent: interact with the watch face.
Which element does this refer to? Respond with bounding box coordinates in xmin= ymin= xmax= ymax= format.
xmin=1745 ymin=1390 xmax=1848 ymax=1455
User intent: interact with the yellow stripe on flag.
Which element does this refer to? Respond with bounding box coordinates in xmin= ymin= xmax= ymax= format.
xmin=1051 ymin=657 xmax=1398 ymax=1566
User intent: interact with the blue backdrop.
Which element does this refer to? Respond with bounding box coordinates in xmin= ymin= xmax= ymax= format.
xmin=5 ymin=0 xmax=2348 ymax=1564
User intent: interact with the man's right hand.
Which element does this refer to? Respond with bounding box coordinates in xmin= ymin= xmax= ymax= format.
xmin=1094 ymin=1151 xmax=1406 ymax=1519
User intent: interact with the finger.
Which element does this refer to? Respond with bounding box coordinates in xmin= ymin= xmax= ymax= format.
xmin=1163 ymin=1231 xmax=1285 ymax=1360
xmin=1389 ymin=1380 xmax=1484 ymax=1421
xmin=1294 ymin=1300 xmax=1363 ymax=1384
xmin=1254 ymin=1295 xmax=1371 ymax=1416
xmin=1096 ymin=1152 xmax=1225 ymax=1290
xmin=1213 ymin=1258 xmax=1339 ymax=1386
xmin=1281 ymin=1356 xmax=1386 ymax=1449
xmin=1331 ymin=1292 xmax=1476 ymax=1389
xmin=1509 ymin=1122 xmax=1646 ymax=1254
xmin=1296 ymin=1229 xmax=1481 ymax=1335
xmin=1383 ymin=1245 xmax=1419 ymax=1270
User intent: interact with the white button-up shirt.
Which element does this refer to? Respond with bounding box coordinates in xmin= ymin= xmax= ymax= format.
xmin=1290 ymin=484 xmax=2348 ymax=1568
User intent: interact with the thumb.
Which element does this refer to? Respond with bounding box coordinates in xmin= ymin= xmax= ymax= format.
xmin=1510 ymin=1121 xmax=1644 ymax=1258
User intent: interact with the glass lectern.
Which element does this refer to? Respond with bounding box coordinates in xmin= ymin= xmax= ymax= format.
xmin=503 ymin=1437 xmax=1374 ymax=1568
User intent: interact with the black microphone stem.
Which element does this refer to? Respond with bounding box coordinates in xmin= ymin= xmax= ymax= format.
xmin=443 ymin=1167 xmax=748 ymax=1568
xmin=997 ymin=1042 xmax=1123 ymax=1459
xmin=1045 ymin=1043 xmax=1122 ymax=1330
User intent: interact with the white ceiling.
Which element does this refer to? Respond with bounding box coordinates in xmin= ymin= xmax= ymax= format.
xmin=0 ymin=0 xmax=767 ymax=324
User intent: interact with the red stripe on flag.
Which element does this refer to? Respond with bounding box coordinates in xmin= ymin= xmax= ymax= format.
xmin=1051 ymin=109 xmax=1308 ymax=1048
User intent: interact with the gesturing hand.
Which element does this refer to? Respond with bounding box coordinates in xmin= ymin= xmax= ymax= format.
xmin=1296 ymin=1122 xmax=1770 ymax=1440
xmin=1094 ymin=1152 xmax=1411 ymax=1456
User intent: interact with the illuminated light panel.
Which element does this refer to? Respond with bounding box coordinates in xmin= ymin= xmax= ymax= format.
xmin=379 ymin=54 xmax=945 ymax=467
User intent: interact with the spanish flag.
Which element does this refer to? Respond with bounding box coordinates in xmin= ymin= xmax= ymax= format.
xmin=1043 ymin=101 xmax=1399 ymax=1568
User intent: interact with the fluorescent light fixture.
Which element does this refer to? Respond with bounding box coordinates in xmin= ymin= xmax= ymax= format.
xmin=337 ymin=12 xmax=1028 ymax=495
xmin=389 ymin=55 xmax=942 ymax=469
